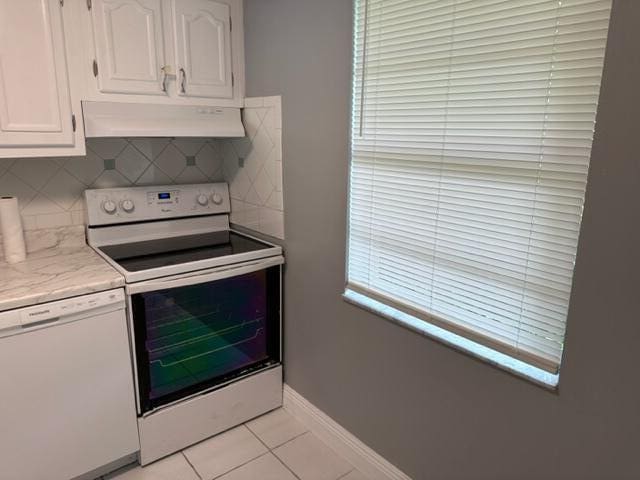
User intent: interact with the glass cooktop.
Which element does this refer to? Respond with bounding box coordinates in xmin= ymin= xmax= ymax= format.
xmin=99 ymin=231 xmax=274 ymax=272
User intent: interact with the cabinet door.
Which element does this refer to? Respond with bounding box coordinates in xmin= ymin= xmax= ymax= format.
xmin=91 ymin=0 xmax=168 ymax=96
xmin=0 ymin=0 xmax=74 ymax=147
xmin=173 ymin=0 xmax=233 ymax=99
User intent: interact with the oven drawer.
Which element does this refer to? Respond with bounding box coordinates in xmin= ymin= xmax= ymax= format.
xmin=138 ymin=365 xmax=282 ymax=465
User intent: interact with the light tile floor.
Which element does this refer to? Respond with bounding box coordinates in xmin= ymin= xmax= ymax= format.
xmin=103 ymin=408 xmax=368 ymax=480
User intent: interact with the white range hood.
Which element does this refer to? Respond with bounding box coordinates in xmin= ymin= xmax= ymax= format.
xmin=82 ymin=101 xmax=245 ymax=138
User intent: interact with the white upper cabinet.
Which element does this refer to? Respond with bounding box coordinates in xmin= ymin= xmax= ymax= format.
xmin=172 ymin=0 xmax=233 ymax=99
xmin=0 ymin=0 xmax=244 ymax=158
xmin=90 ymin=0 xmax=169 ymax=96
xmin=79 ymin=0 xmax=244 ymax=106
xmin=0 ymin=0 xmax=84 ymax=156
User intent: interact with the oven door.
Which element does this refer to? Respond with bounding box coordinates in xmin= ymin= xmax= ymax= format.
xmin=127 ymin=256 xmax=283 ymax=415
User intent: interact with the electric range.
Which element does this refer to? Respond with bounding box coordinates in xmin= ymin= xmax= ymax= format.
xmin=85 ymin=183 xmax=283 ymax=465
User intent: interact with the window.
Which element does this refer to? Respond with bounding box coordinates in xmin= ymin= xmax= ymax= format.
xmin=347 ymin=0 xmax=611 ymax=374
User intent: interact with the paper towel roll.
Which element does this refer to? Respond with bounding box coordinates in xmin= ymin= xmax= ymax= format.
xmin=0 ymin=197 xmax=26 ymax=264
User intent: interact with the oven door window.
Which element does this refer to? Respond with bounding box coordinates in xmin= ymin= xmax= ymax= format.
xmin=131 ymin=266 xmax=280 ymax=413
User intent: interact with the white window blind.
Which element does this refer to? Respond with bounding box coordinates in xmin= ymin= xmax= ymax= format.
xmin=348 ymin=0 xmax=611 ymax=373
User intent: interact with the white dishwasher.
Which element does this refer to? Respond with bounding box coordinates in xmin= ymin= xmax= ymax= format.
xmin=0 ymin=289 xmax=140 ymax=480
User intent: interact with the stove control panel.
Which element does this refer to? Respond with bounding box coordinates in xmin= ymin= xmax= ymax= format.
xmin=84 ymin=183 xmax=230 ymax=226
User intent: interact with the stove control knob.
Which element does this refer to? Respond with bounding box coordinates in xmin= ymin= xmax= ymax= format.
xmin=121 ymin=199 xmax=135 ymax=213
xmin=102 ymin=200 xmax=117 ymax=214
xmin=197 ymin=194 xmax=209 ymax=206
xmin=211 ymin=192 xmax=223 ymax=205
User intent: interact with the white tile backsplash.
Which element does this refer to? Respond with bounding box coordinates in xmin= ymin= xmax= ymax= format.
xmin=153 ymin=143 xmax=195 ymax=180
xmin=115 ymin=144 xmax=151 ymax=182
xmin=0 ymin=96 xmax=284 ymax=241
xmin=86 ymin=137 xmax=128 ymax=159
xmin=0 ymin=137 xmax=223 ymax=232
xmin=221 ymin=96 xmax=285 ymax=239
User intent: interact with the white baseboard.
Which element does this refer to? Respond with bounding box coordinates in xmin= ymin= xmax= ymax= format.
xmin=283 ymin=384 xmax=411 ymax=480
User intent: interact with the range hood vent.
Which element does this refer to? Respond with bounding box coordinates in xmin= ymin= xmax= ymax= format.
xmin=82 ymin=101 xmax=245 ymax=138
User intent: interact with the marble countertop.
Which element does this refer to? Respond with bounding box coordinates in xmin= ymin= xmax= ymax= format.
xmin=0 ymin=244 xmax=124 ymax=312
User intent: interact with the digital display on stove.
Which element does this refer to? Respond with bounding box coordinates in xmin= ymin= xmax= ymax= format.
xmin=158 ymin=192 xmax=171 ymax=200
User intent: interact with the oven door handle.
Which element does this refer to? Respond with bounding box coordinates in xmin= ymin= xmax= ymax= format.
xmin=126 ymin=256 xmax=284 ymax=295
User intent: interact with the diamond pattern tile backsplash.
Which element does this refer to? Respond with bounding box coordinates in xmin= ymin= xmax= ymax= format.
xmin=0 ymin=96 xmax=284 ymax=240
xmin=220 ymin=96 xmax=284 ymax=239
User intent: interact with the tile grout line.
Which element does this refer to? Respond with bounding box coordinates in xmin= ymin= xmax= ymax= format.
xmin=39 ymin=164 xmax=83 ymax=212
xmin=266 ymin=429 xmax=310 ymax=451
xmin=132 ymin=161 xmax=156 ymax=185
xmin=244 ymin=422 xmax=303 ymax=480
xmin=184 ymin=424 xmax=274 ymax=480
xmin=181 ymin=451 xmax=203 ymax=480
xmin=337 ymin=469 xmax=357 ymax=480
xmin=194 ymin=163 xmax=213 ymax=181
xmin=271 ymin=452 xmax=304 ymax=480
xmin=209 ymin=450 xmax=272 ymax=480
xmin=88 ymin=140 xmax=129 ymax=162
xmin=173 ymin=164 xmax=189 ymax=182
xmin=243 ymin=409 xmax=299 ymax=446
xmin=129 ymin=137 xmax=193 ymax=184
xmin=15 ymin=159 xmax=64 ymax=212
xmin=241 ymin=107 xmax=262 ymax=143
xmin=269 ymin=420 xmax=361 ymax=480
xmin=128 ymin=137 xmax=172 ymax=184
xmin=270 ymin=452 xmax=304 ymax=480
xmin=63 ymin=158 xmax=95 ymax=188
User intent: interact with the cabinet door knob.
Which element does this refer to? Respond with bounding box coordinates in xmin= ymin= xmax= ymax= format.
xmin=179 ymin=67 xmax=186 ymax=94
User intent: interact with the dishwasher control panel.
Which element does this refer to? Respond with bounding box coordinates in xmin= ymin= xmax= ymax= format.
xmin=0 ymin=289 xmax=124 ymax=336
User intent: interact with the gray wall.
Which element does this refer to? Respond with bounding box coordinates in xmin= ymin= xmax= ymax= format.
xmin=243 ymin=1 xmax=640 ymax=478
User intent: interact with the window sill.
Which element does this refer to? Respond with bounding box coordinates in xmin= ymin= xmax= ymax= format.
xmin=343 ymin=289 xmax=559 ymax=391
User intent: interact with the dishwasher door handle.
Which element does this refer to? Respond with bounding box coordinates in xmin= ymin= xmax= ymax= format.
xmin=21 ymin=316 xmax=60 ymax=329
